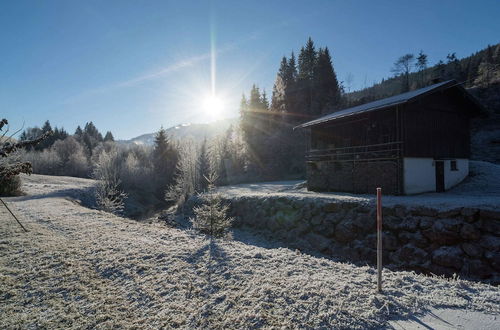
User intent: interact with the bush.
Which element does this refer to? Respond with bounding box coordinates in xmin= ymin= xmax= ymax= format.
xmin=93 ymin=149 xmax=127 ymax=214
xmin=53 ymin=136 xmax=89 ymax=177
xmin=0 ymin=175 xmax=22 ymax=196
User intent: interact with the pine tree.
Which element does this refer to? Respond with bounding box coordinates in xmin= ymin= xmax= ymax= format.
xmin=285 ymin=52 xmax=299 ymax=121
xmin=197 ymin=138 xmax=211 ymax=192
xmin=153 ymin=127 xmax=179 ymax=197
xmin=297 ymin=38 xmax=317 ymax=117
xmin=74 ymin=126 xmax=83 ymax=137
xmin=104 ymin=131 xmax=114 ymax=142
xmin=81 ymin=122 xmax=103 ymax=155
xmin=433 ymin=60 xmax=446 ymax=81
xmin=192 ymin=174 xmax=233 ymax=238
xmin=313 ymin=47 xmax=341 ymax=115
xmin=416 ymin=50 xmax=428 ymax=87
xmin=271 ymin=56 xmax=289 ymax=113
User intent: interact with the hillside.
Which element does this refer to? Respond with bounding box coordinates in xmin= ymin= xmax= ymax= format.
xmin=347 ymin=43 xmax=500 ymax=109
xmin=1 ymin=175 xmax=499 ymax=328
xmin=120 ymin=117 xmax=238 ymax=146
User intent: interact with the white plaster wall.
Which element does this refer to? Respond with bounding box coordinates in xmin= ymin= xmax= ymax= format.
xmin=444 ymin=159 xmax=469 ymax=190
xmin=404 ymin=158 xmax=435 ymax=194
xmin=404 ymin=158 xmax=469 ymax=194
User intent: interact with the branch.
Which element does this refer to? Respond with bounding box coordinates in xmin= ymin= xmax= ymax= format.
xmin=0 ymin=162 xmax=33 ymax=179
xmin=0 ymin=119 xmax=7 ymax=132
xmin=0 ymin=130 xmax=53 ymax=158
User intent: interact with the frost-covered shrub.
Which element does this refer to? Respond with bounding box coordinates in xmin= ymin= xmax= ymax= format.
xmin=166 ymin=140 xmax=198 ymax=205
xmin=93 ymin=149 xmax=127 ymax=214
xmin=52 ymin=136 xmax=89 ymax=177
xmin=23 ymin=136 xmax=90 ymax=177
xmin=192 ymin=176 xmax=233 ymax=238
xmin=26 ymin=148 xmax=62 ymax=175
xmin=0 ymin=149 xmax=24 ymax=196
xmin=119 ymin=148 xmax=154 ymax=191
xmin=0 ymin=175 xmax=22 ymax=196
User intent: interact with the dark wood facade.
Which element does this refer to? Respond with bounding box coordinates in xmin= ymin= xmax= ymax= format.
xmin=301 ymin=82 xmax=481 ymax=195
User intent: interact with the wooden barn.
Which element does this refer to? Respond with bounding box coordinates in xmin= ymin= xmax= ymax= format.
xmin=295 ymin=80 xmax=483 ymax=195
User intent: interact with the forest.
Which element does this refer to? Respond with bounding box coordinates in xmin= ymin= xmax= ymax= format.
xmin=2 ymin=39 xmax=499 ymax=218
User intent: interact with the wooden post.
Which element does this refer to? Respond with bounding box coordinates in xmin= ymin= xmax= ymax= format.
xmin=0 ymin=198 xmax=28 ymax=232
xmin=376 ymin=187 xmax=382 ymax=293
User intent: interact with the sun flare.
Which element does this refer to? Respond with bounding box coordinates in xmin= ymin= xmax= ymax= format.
xmin=202 ymin=94 xmax=225 ymax=119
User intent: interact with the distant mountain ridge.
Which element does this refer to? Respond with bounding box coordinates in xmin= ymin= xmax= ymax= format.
xmin=119 ymin=117 xmax=239 ymax=146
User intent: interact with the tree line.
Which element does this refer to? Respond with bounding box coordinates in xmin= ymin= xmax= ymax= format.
xmin=350 ymin=43 xmax=500 ymax=108
xmin=239 ymin=38 xmax=343 ymax=180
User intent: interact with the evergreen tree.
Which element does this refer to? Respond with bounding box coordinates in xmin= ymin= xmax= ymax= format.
xmin=416 ymin=50 xmax=428 ymax=87
xmin=104 ymin=131 xmax=114 ymax=142
xmin=197 ymin=138 xmax=211 ymax=192
xmin=271 ymin=52 xmax=299 ymax=122
xmin=297 ymin=37 xmax=317 ymax=117
xmin=433 ymin=60 xmax=446 ymax=81
xmin=81 ymin=122 xmax=103 ymax=155
xmin=74 ymin=126 xmax=83 ymax=137
xmin=285 ymin=52 xmax=299 ymax=120
xmin=248 ymin=84 xmax=263 ymax=111
xmin=192 ymin=174 xmax=233 ymax=238
xmin=239 ymin=93 xmax=251 ymax=144
xmin=446 ymin=52 xmax=461 ymax=80
xmin=42 ymin=120 xmax=52 ymax=134
xmin=271 ymin=56 xmax=289 ymax=113
xmin=260 ymin=90 xmax=269 ymax=111
xmin=153 ymin=127 xmax=179 ymax=197
xmin=313 ymin=47 xmax=341 ymax=115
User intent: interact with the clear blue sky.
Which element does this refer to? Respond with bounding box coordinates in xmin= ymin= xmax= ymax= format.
xmin=1 ymin=0 xmax=499 ymax=139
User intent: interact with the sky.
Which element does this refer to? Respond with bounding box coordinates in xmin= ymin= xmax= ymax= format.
xmin=1 ymin=0 xmax=499 ymax=140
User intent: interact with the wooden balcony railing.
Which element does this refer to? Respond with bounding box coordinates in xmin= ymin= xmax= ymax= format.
xmin=307 ymin=141 xmax=403 ymax=161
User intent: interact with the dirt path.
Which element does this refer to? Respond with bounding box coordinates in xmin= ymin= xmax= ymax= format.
xmin=1 ymin=175 xmax=499 ymax=328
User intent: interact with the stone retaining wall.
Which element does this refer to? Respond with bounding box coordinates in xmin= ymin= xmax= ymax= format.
xmin=185 ymin=195 xmax=500 ymax=284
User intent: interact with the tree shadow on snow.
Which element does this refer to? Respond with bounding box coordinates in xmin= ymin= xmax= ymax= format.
xmin=186 ymin=238 xmax=231 ymax=294
xmin=10 ymin=187 xmax=97 ymax=208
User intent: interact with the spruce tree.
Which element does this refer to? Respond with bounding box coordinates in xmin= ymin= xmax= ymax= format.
xmin=197 ymin=138 xmax=211 ymax=192
xmin=271 ymin=56 xmax=289 ymax=113
xmin=153 ymin=127 xmax=179 ymax=197
xmin=104 ymin=131 xmax=114 ymax=142
xmin=416 ymin=50 xmax=428 ymax=87
xmin=285 ymin=52 xmax=299 ymax=120
xmin=74 ymin=126 xmax=83 ymax=137
xmin=313 ymin=47 xmax=341 ymax=115
xmin=192 ymin=174 xmax=233 ymax=238
xmin=297 ymin=38 xmax=317 ymax=117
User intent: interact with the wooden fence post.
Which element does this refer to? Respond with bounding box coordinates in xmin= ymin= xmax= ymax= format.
xmin=377 ymin=187 xmax=382 ymax=293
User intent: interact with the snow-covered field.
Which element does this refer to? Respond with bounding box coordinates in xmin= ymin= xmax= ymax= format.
xmin=1 ymin=174 xmax=499 ymax=328
xmin=218 ymin=161 xmax=500 ymax=211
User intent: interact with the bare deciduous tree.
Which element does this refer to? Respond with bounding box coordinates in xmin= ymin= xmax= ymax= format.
xmin=391 ymin=53 xmax=415 ymax=92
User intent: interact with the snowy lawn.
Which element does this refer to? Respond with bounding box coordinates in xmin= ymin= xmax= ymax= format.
xmin=218 ymin=161 xmax=500 ymax=211
xmin=0 ymin=174 xmax=499 ymax=328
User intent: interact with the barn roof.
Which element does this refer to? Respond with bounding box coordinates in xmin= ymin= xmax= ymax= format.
xmin=295 ymin=80 xmax=466 ymax=129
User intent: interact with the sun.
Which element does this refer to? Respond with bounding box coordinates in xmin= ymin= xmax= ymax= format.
xmin=202 ymin=94 xmax=225 ymax=119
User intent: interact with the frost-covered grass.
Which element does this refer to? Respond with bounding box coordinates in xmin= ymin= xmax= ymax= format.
xmin=218 ymin=161 xmax=500 ymax=211
xmin=0 ymin=174 xmax=499 ymax=328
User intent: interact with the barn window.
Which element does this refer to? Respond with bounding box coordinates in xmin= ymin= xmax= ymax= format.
xmin=450 ymin=160 xmax=458 ymax=171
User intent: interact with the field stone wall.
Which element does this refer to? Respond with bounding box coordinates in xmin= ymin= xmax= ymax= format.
xmin=184 ymin=195 xmax=500 ymax=284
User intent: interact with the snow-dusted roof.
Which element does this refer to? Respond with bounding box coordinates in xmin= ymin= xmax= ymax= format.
xmin=296 ymin=80 xmax=456 ymax=128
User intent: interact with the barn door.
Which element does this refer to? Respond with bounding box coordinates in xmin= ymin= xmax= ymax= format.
xmin=435 ymin=160 xmax=445 ymax=192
